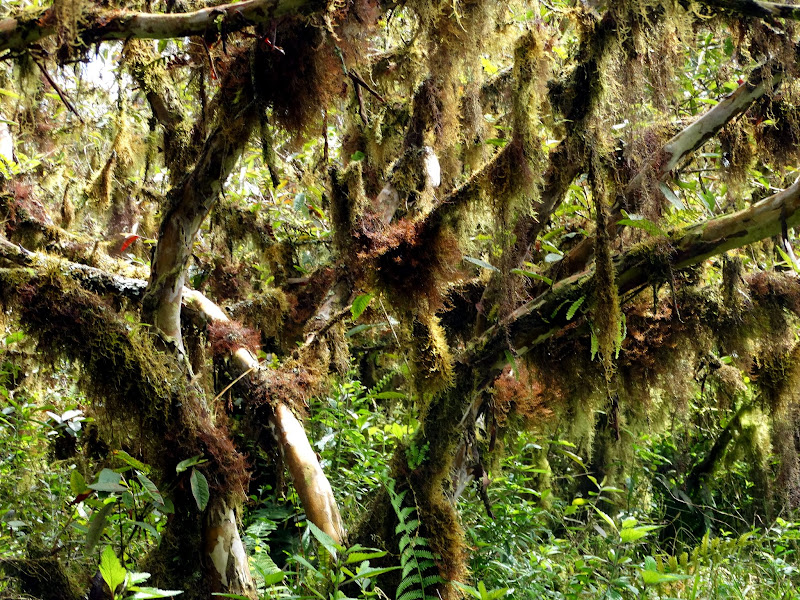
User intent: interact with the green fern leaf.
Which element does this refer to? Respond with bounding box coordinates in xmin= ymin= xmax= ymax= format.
xmin=397 ymin=589 xmax=425 ymax=600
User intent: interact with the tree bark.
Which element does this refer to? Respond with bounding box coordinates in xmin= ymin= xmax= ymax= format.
xmin=141 ymin=50 xmax=258 ymax=351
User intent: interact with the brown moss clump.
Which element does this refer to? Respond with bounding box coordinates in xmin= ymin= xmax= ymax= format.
xmin=251 ymin=2 xmax=379 ymax=138
xmin=491 ymin=363 xmax=552 ymax=428
xmin=208 ymin=319 xmax=261 ymax=357
xmin=355 ymin=217 xmax=462 ymax=314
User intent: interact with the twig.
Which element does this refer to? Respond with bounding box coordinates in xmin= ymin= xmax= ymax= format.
xmin=33 ymin=59 xmax=83 ymax=122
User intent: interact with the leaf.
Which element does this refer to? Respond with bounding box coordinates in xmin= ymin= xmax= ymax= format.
xmin=350 ymin=151 xmax=365 ymax=161
xmin=544 ymin=252 xmax=563 ymax=263
xmin=175 ymin=455 xmax=207 ymax=474
xmin=86 ymin=501 xmax=117 ymax=552
xmin=659 ymin=182 xmax=685 ymax=210
xmin=130 ymin=588 xmax=183 ymax=599
xmin=351 ymin=293 xmax=374 ymax=320
xmin=618 ymin=211 xmax=667 ymax=237
xmin=485 ymin=138 xmax=508 ymax=147
xmin=620 ymin=525 xmax=659 ymax=543
xmin=307 ymin=521 xmax=340 ymax=559
xmin=99 ymin=546 xmax=127 ymax=595
xmin=113 ymin=450 xmax=149 ymax=473
xmin=136 ymin=473 xmax=165 ymax=506
xmin=190 ymin=468 xmax=209 ymax=511
xmin=70 ymin=469 xmax=88 ymax=495
xmin=132 ymin=520 xmax=161 ymax=543
xmin=119 ymin=234 xmax=141 ymax=253
xmin=88 ymin=469 xmax=127 ymax=493
xmin=510 ymin=268 xmax=553 ymax=285
xmin=566 ymin=296 xmax=585 ymax=320
xmin=464 ymin=256 xmax=500 ymax=272
xmin=593 ymin=506 xmax=618 ymax=533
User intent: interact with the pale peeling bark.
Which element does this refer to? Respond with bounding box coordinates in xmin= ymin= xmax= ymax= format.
xmin=0 ymin=0 xmax=324 ymax=55
xmin=206 ymin=497 xmax=257 ymax=596
xmin=141 ymin=64 xmax=258 ymax=350
xmin=184 ymin=289 xmax=346 ymax=544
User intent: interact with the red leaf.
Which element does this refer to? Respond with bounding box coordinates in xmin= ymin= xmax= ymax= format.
xmin=119 ymin=234 xmax=141 ymax=253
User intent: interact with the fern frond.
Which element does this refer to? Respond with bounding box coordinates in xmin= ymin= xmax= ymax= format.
xmin=397 ymin=590 xmax=424 ymax=600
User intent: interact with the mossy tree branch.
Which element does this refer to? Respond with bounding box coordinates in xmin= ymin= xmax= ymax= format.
xmin=0 ymin=0 xmax=325 ymax=56
xmin=554 ymin=58 xmax=786 ymax=280
xmin=141 ymin=49 xmax=259 ymax=350
xmin=696 ymin=0 xmax=800 ymax=20
xmin=0 ymin=237 xmax=346 ymax=546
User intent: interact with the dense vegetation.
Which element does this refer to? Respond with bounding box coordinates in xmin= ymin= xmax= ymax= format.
xmin=1 ymin=0 xmax=800 ymax=599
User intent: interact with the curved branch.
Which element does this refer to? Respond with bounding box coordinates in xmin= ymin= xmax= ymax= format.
xmin=141 ymin=50 xmax=258 ymax=350
xmin=0 ymin=0 xmax=324 ymax=56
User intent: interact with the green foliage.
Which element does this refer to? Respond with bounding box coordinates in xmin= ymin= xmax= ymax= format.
xmin=98 ymin=545 xmax=182 ymax=600
xmin=286 ymin=521 xmax=395 ymax=599
xmin=386 ymin=479 xmax=444 ymax=600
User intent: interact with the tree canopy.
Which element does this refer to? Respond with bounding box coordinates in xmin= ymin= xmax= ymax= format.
xmin=2 ymin=1 xmax=800 ymax=599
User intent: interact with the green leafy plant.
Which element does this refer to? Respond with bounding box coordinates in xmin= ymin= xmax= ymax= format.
xmin=288 ymin=521 xmax=396 ymax=599
xmin=97 ymin=545 xmax=182 ymax=600
xmin=387 ymin=478 xmax=444 ymax=600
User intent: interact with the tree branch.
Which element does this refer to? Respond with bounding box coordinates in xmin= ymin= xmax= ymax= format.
xmin=696 ymin=0 xmax=800 ymax=20
xmin=141 ymin=50 xmax=258 ymax=350
xmin=471 ymin=175 xmax=800 ymax=388
xmin=0 ymin=0 xmax=325 ymax=56
xmin=0 ymin=235 xmax=345 ymax=545
xmin=554 ymin=59 xmax=785 ymax=280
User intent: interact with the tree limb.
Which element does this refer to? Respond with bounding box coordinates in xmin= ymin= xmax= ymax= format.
xmin=0 ymin=236 xmax=345 ymax=545
xmin=141 ymin=49 xmax=258 ymax=350
xmin=696 ymin=0 xmax=800 ymax=20
xmin=554 ymin=59 xmax=785 ymax=280
xmin=0 ymin=0 xmax=325 ymax=56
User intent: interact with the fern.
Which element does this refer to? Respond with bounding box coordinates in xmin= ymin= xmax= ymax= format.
xmin=387 ymin=479 xmax=444 ymax=600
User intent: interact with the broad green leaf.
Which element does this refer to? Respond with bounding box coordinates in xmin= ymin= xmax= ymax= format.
xmin=351 ymin=293 xmax=374 ymax=320
xmin=620 ymin=526 xmax=655 ymax=543
xmin=176 ymin=455 xmax=207 ymax=474
xmin=190 ymin=468 xmax=210 ymax=511
xmin=89 ymin=469 xmax=127 ymax=493
xmin=592 ymin=506 xmax=618 ymax=533
xmin=99 ymin=546 xmax=127 ymax=594
xmin=86 ymin=501 xmax=116 ymax=552
xmin=464 ymin=256 xmax=500 ymax=272
xmin=307 ymin=521 xmax=341 ymax=559
xmin=136 ymin=472 xmax=165 ymax=506
xmin=70 ymin=469 xmax=87 ymax=495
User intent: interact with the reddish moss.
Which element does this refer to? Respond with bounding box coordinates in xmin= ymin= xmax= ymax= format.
xmin=208 ymin=320 xmax=262 ymax=357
